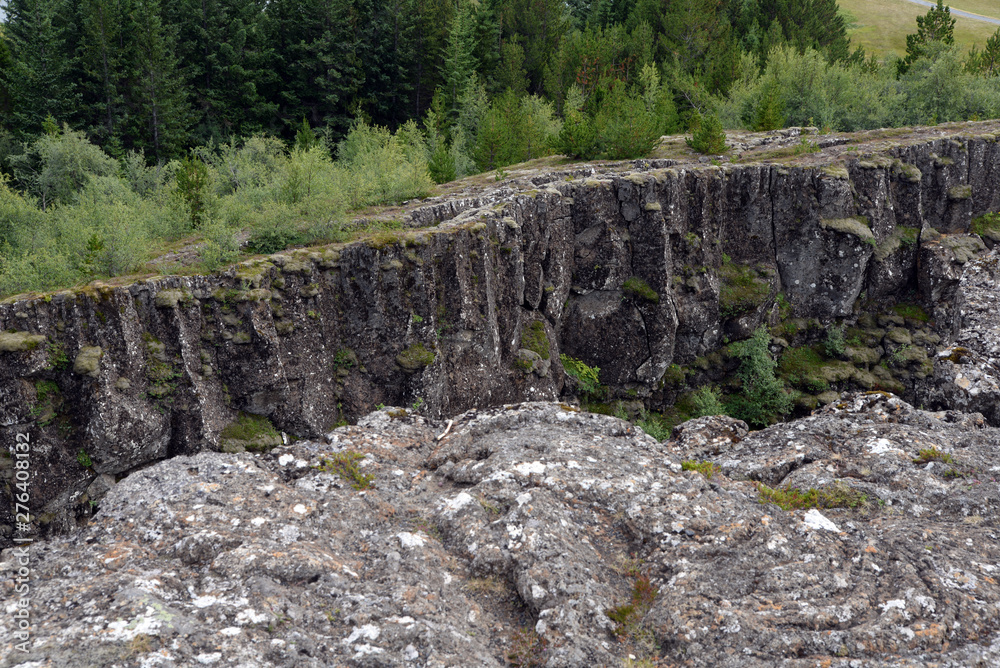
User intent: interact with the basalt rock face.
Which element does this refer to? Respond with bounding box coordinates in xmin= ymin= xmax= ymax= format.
xmin=2 ymin=125 xmax=1000 ymax=542
xmin=4 ymin=397 xmax=1000 ymax=667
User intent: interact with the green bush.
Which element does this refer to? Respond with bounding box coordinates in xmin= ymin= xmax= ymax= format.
xmin=686 ymin=113 xmax=728 ymax=155
xmin=726 ymin=327 xmax=792 ymax=428
xmin=691 ymin=385 xmax=725 ymax=417
xmin=824 ymin=325 xmax=846 ymax=358
xmin=560 ymin=354 xmax=602 ymax=397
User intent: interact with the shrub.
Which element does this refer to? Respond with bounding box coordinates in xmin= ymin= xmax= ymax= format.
xmin=176 ymin=156 xmax=211 ymax=228
xmin=636 ymin=408 xmax=672 ymax=441
xmin=317 ymin=451 xmax=375 ymax=490
xmin=560 ymin=354 xmax=602 ymax=396
xmin=690 ymin=385 xmax=725 ymax=417
xmin=824 ymin=325 xmax=846 ymax=358
xmin=726 ymin=327 xmax=792 ymax=428
xmin=686 ymin=113 xmax=728 ymax=155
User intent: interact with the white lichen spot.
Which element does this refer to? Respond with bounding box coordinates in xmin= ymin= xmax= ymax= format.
xmin=195 ymin=653 xmax=222 ymax=664
xmin=442 ymin=492 xmax=474 ymax=516
xmin=250 ymin=517 xmax=267 ymax=527
xmin=802 ymin=509 xmax=840 ymax=533
xmin=292 ymin=503 xmax=308 ymax=515
xmin=278 ymin=454 xmax=295 ymax=466
xmin=219 ymin=627 xmax=242 ymax=637
xmin=515 ymin=492 xmax=532 ymax=507
xmin=397 ymin=532 xmax=427 ymax=549
xmin=514 ymin=461 xmax=547 ymax=476
xmin=192 ymin=595 xmax=218 ymax=609
xmin=866 ymin=438 xmax=905 ymax=455
xmin=235 ymin=608 xmax=268 ymax=626
xmin=343 ymin=624 xmax=381 ymax=645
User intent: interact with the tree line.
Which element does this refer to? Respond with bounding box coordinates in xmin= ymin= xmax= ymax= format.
xmin=0 ymin=0 xmax=999 ymax=298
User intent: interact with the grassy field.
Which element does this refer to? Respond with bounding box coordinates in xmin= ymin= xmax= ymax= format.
xmin=840 ymin=0 xmax=1000 ymax=58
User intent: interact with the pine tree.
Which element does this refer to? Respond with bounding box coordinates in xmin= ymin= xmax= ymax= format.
xmin=354 ymin=0 xmax=418 ymax=128
xmin=967 ymin=28 xmax=1000 ymax=77
xmin=170 ymin=0 xmax=276 ymax=141
xmin=0 ymin=0 xmax=78 ymax=137
xmin=493 ymin=0 xmax=568 ymax=93
xmin=75 ymin=0 xmax=133 ymax=150
xmin=264 ymin=0 xmax=361 ymax=138
xmin=440 ymin=0 xmax=479 ymax=119
xmin=899 ymin=0 xmax=955 ymax=76
xmin=129 ymin=0 xmax=193 ymax=159
xmin=410 ymin=0 xmax=452 ymax=120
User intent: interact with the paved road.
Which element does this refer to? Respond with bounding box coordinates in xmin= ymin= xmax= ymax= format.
xmin=901 ymin=0 xmax=1000 ymax=26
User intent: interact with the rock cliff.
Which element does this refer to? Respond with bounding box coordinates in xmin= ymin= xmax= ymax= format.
xmin=1 ymin=122 xmax=1000 ymax=544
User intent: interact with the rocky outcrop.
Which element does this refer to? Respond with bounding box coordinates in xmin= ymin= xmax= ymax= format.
xmin=4 ymin=396 xmax=1000 ymax=666
xmin=2 ymin=123 xmax=1000 ymax=541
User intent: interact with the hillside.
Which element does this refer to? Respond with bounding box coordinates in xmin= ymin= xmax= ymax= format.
xmin=842 ymin=0 xmax=1000 ymax=56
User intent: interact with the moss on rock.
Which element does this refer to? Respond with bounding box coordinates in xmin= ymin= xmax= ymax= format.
xmin=0 ymin=331 xmax=47 ymax=353
xmin=73 ymin=346 xmax=104 ymax=377
xmin=396 ymin=343 xmax=435 ymax=373
xmin=820 ymin=217 xmax=874 ymax=243
xmin=520 ymin=320 xmax=551 ymax=360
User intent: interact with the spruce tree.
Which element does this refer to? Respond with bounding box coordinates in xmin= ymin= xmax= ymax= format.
xmin=129 ymin=0 xmax=193 ymax=159
xmin=264 ymin=0 xmax=361 ymax=138
xmin=898 ymin=0 xmax=955 ymax=76
xmin=1 ymin=0 xmax=78 ymax=137
xmin=440 ymin=0 xmax=479 ymax=119
xmin=170 ymin=0 xmax=276 ymax=141
xmin=75 ymin=0 xmax=133 ymax=150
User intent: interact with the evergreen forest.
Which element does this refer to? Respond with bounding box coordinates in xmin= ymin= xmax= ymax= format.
xmin=0 ymin=0 xmax=999 ymax=297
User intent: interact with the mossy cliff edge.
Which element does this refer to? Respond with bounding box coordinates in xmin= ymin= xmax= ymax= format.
xmin=3 ymin=123 xmax=1000 ymax=542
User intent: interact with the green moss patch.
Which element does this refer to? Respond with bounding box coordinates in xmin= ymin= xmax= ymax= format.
xmin=622 ymin=277 xmax=659 ymax=304
xmin=757 ymin=481 xmax=870 ymax=511
xmin=396 ymin=342 xmax=435 ymax=372
xmin=719 ymin=260 xmax=770 ymax=318
xmin=520 ymin=320 xmax=550 ymax=360
xmin=0 ymin=331 xmax=47 ymax=353
xmin=219 ymin=412 xmax=282 ymax=452
xmin=73 ymin=346 xmax=104 ymax=377
xmin=820 ymin=216 xmax=874 ymax=243
xmin=778 ymin=345 xmax=830 ymax=394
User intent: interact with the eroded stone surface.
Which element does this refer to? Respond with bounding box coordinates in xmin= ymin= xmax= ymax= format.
xmin=3 ymin=397 xmax=999 ymax=666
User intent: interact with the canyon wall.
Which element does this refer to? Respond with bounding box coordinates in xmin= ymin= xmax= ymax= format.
xmin=2 ymin=127 xmax=999 ymax=541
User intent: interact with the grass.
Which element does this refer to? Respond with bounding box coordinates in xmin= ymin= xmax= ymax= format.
xmin=220 ymin=412 xmax=280 ymax=443
xmin=316 ymin=451 xmax=375 ymax=490
xmin=506 ymin=628 xmax=548 ymax=667
xmin=840 ymin=0 xmax=1000 ymax=58
xmin=756 ymin=481 xmax=870 ymax=511
xmin=622 ymin=276 xmax=660 ymax=304
xmin=913 ymin=447 xmax=954 ymax=465
xmin=681 ymin=460 xmax=721 ymax=479
xmin=606 ymin=573 xmax=659 ymax=640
